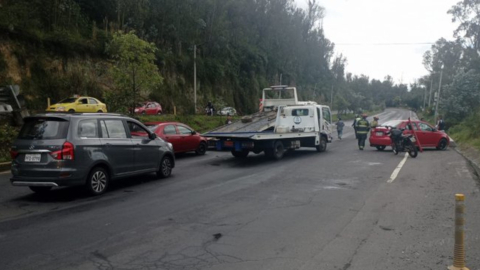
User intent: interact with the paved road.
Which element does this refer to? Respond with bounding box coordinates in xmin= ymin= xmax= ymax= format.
xmin=1 ymin=108 xmax=479 ymax=270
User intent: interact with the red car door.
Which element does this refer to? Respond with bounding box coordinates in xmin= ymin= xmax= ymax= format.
xmin=416 ymin=122 xmax=437 ymax=147
xmin=159 ymin=124 xmax=183 ymax=153
xmin=177 ymin=125 xmax=198 ymax=151
xmin=146 ymin=103 xmax=155 ymax=115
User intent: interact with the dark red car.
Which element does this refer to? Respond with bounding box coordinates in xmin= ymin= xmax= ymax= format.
xmin=145 ymin=122 xmax=207 ymax=155
xmin=369 ymin=119 xmax=450 ymax=151
xmin=135 ymin=102 xmax=162 ymax=115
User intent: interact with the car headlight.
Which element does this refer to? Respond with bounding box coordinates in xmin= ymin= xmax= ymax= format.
xmin=167 ymin=142 xmax=173 ymax=150
xmin=134 ymin=109 xmax=139 ymax=112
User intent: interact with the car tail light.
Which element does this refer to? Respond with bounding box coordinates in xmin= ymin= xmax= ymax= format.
xmin=50 ymin=141 xmax=75 ymax=160
xmin=10 ymin=150 xmax=19 ymax=159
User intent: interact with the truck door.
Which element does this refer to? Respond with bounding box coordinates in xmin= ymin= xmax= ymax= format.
xmin=321 ymin=107 xmax=333 ymax=136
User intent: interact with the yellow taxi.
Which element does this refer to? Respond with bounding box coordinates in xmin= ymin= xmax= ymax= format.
xmin=46 ymin=96 xmax=108 ymax=113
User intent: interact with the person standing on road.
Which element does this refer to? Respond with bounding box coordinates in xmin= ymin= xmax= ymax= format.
xmin=436 ymin=115 xmax=446 ymax=131
xmin=352 ymin=114 xmax=361 ymax=139
xmin=355 ymin=113 xmax=370 ymax=150
xmin=371 ymin=116 xmax=379 ymax=129
xmin=335 ymin=117 xmax=345 ymax=140
xmin=225 ymin=114 xmax=233 ymax=125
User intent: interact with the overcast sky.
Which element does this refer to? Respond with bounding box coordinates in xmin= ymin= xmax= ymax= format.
xmin=295 ymin=0 xmax=459 ymax=85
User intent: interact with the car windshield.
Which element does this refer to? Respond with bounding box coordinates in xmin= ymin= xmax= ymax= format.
xmin=381 ymin=120 xmax=402 ymax=128
xmin=57 ymin=98 xmax=77 ymax=104
xmin=18 ymin=118 xmax=69 ymax=140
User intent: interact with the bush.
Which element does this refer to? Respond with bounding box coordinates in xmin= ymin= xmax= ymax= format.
xmin=0 ymin=123 xmax=19 ymax=162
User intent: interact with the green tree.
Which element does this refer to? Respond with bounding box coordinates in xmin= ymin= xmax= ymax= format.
xmin=106 ymin=31 xmax=163 ymax=113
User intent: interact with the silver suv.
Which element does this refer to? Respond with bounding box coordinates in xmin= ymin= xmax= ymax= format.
xmin=10 ymin=113 xmax=175 ymax=195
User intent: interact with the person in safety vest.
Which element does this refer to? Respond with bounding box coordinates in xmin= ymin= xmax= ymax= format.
xmin=352 ymin=114 xmax=361 ymax=139
xmin=355 ymin=113 xmax=370 ymax=150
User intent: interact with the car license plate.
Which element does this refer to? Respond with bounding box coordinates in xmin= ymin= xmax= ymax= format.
xmin=224 ymin=141 xmax=234 ymax=147
xmin=376 ymin=132 xmax=383 ymax=136
xmin=25 ymin=154 xmax=41 ymax=162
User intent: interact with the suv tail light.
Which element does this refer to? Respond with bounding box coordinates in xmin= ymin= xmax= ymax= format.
xmin=50 ymin=141 xmax=75 ymax=160
xmin=10 ymin=150 xmax=19 ymax=159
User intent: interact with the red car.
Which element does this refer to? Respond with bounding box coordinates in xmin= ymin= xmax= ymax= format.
xmin=369 ymin=119 xmax=450 ymax=151
xmin=145 ymin=122 xmax=207 ymax=155
xmin=135 ymin=102 xmax=162 ymax=115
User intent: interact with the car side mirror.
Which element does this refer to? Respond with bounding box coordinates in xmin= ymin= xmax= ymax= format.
xmin=191 ymin=131 xmax=196 ymax=135
xmin=149 ymin=133 xmax=157 ymax=140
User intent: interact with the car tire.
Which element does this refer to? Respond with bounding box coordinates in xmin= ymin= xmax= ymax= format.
xmin=436 ymin=138 xmax=448 ymax=150
xmin=142 ymin=111 xmax=146 ymax=115
xmin=86 ymin=167 xmax=109 ymax=196
xmin=157 ymin=111 xmax=162 ymax=115
xmin=231 ymin=150 xmax=249 ymax=158
xmin=376 ymin=146 xmax=386 ymax=151
xmin=29 ymin=186 xmax=52 ymax=194
xmin=157 ymin=155 xmax=173 ymax=178
xmin=196 ymin=142 xmax=207 ymax=155
xmin=97 ymin=110 xmax=103 ymax=113
xmin=68 ymin=109 xmax=75 ymax=113
xmin=316 ymin=136 xmax=327 ymax=152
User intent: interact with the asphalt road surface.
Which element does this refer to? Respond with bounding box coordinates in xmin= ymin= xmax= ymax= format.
xmin=1 ymin=108 xmax=479 ymax=270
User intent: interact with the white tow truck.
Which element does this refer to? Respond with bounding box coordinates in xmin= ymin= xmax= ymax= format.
xmin=204 ymin=86 xmax=333 ymax=160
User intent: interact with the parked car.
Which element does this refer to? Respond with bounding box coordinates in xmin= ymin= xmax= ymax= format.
xmin=135 ymin=102 xmax=162 ymax=115
xmin=217 ymin=107 xmax=237 ymax=116
xmin=10 ymin=113 xmax=174 ymax=195
xmin=144 ymin=122 xmax=207 ymax=155
xmin=46 ymin=96 xmax=107 ymax=113
xmin=369 ymin=119 xmax=450 ymax=151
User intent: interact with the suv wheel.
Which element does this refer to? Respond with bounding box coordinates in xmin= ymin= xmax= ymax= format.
xmin=157 ymin=156 xmax=173 ymax=178
xmin=196 ymin=142 xmax=207 ymax=155
xmin=86 ymin=167 xmax=109 ymax=195
xmin=68 ymin=109 xmax=75 ymax=113
xmin=29 ymin=186 xmax=52 ymax=194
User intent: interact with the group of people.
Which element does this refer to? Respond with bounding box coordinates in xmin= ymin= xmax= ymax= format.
xmin=335 ymin=114 xmax=379 ymax=150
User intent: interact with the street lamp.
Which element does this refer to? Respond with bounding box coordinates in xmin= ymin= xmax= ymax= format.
xmin=434 ymin=64 xmax=444 ymax=123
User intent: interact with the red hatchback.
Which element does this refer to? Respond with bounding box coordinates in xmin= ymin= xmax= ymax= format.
xmin=369 ymin=119 xmax=450 ymax=151
xmin=135 ymin=102 xmax=162 ymax=115
xmin=145 ymin=122 xmax=208 ymax=155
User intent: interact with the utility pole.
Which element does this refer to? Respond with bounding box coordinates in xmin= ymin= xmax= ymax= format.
xmin=330 ymin=85 xmax=334 ymax=109
xmin=434 ymin=65 xmax=444 ymax=122
xmin=428 ymin=75 xmax=433 ymax=107
xmin=194 ymin=44 xmax=197 ymax=114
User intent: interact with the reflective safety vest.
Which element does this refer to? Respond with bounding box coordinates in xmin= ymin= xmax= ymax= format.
xmin=371 ymin=120 xmax=378 ymax=129
xmin=356 ymin=119 xmax=370 ymax=134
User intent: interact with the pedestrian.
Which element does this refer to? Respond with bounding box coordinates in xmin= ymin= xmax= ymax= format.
xmin=352 ymin=114 xmax=361 ymax=139
xmin=225 ymin=114 xmax=233 ymax=125
xmin=371 ymin=116 xmax=379 ymax=129
xmin=436 ymin=115 xmax=446 ymax=131
xmin=355 ymin=113 xmax=370 ymax=150
xmin=206 ymin=101 xmax=215 ymax=116
xmin=335 ymin=117 xmax=345 ymax=140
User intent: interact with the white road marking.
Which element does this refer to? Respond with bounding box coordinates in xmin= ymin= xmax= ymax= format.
xmin=0 ymin=170 xmax=11 ymax=175
xmin=387 ymin=153 xmax=409 ymax=183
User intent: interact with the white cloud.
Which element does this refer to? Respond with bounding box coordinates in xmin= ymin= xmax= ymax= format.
xmin=295 ymin=0 xmax=459 ymax=84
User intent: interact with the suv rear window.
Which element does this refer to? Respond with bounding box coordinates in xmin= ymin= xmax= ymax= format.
xmin=18 ymin=118 xmax=69 ymax=140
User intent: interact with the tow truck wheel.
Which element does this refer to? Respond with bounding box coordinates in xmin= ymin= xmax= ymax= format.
xmin=231 ymin=150 xmax=249 ymax=158
xmin=271 ymin=140 xmax=285 ymax=160
xmin=316 ymin=136 xmax=327 ymax=152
